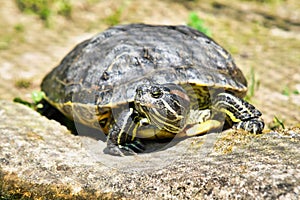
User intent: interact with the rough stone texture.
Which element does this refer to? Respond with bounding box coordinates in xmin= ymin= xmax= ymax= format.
xmin=0 ymin=100 xmax=300 ymax=199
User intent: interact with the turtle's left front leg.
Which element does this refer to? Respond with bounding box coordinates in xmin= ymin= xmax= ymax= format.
xmin=104 ymin=108 xmax=145 ymax=156
xmin=212 ymin=92 xmax=265 ymax=134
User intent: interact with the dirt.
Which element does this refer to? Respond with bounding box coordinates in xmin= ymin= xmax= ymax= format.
xmin=0 ymin=0 xmax=299 ymax=128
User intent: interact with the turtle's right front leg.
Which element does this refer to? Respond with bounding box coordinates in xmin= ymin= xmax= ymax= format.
xmin=103 ymin=108 xmax=145 ymax=156
xmin=212 ymin=92 xmax=265 ymax=134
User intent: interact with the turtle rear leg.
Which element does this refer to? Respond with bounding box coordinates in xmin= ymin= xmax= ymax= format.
xmin=212 ymin=92 xmax=264 ymax=134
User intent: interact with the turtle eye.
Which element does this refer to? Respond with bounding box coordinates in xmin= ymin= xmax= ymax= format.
xmin=150 ymin=86 xmax=163 ymax=98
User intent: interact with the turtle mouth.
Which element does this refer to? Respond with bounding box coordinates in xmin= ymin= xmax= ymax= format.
xmin=134 ymin=101 xmax=152 ymax=122
xmin=135 ymin=100 xmax=157 ymax=114
xmin=135 ymin=100 xmax=156 ymax=108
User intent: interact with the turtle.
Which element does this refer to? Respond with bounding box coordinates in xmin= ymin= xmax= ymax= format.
xmin=41 ymin=24 xmax=264 ymax=156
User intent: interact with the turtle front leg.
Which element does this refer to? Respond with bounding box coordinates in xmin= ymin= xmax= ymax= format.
xmin=103 ymin=108 xmax=145 ymax=156
xmin=212 ymin=93 xmax=264 ymax=134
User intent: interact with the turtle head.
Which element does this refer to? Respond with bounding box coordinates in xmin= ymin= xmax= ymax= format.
xmin=134 ymin=83 xmax=190 ymax=133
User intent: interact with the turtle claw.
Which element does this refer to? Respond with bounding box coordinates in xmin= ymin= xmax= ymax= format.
xmin=234 ymin=118 xmax=265 ymax=134
xmin=103 ymin=145 xmax=136 ymax=156
xmin=104 ymin=140 xmax=145 ymax=156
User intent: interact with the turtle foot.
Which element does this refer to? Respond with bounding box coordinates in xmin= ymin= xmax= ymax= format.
xmin=234 ymin=118 xmax=265 ymax=134
xmin=104 ymin=140 xmax=145 ymax=156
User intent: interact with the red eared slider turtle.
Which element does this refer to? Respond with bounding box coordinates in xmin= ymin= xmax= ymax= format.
xmin=41 ymin=24 xmax=264 ymax=156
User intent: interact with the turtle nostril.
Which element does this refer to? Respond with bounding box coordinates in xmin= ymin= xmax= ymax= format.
xmin=135 ymin=89 xmax=144 ymax=100
xmin=136 ymin=88 xmax=142 ymax=96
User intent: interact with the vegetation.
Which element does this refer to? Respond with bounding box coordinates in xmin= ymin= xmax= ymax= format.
xmin=0 ymin=23 xmax=25 ymax=50
xmin=15 ymin=0 xmax=72 ymax=26
xmin=14 ymin=79 xmax=32 ymax=89
xmin=13 ymin=91 xmax=45 ymax=110
xmin=104 ymin=7 xmax=123 ymax=26
xmin=187 ymin=12 xmax=211 ymax=36
xmin=270 ymin=116 xmax=286 ymax=130
xmin=282 ymin=86 xmax=299 ymax=96
xmin=245 ymin=67 xmax=260 ymax=101
xmin=0 ymin=36 xmax=12 ymax=50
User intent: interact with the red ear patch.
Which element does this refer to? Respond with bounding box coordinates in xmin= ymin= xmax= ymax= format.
xmin=170 ymin=89 xmax=190 ymax=102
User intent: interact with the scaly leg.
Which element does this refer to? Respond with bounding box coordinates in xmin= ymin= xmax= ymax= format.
xmin=212 ymin=92 xmax=264 ymax=134
xmin=104 ymin=108 xmax=145 ymax=156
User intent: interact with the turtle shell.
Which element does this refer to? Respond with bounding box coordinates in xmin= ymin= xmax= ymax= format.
xmin=41 ymin=24 xmax=247 ymax=131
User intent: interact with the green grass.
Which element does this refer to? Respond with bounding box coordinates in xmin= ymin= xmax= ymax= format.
xmin=187 ymin=12 xmax=211 ymax=37
xmin=104 ymin=7 xmax=123 ymax=26
xmin=270 ymin=116 xmax=285 ymax=130
xmin=245 ymin=67 xmax=260 ymax=101
xmin=0 ymin=35 xmax=12 ymax=50
xmin=14 ymin=24 xmax=25 ymax=32
xmin=0 ymin=23 xmax=25 ymax=51
xmin=56 ymin=0 xmax=72 ymax=17
xmin=282 ymin=86 xmax=299 ymax=96
xmin=15 ymin=0 xmax=72 ymax=27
